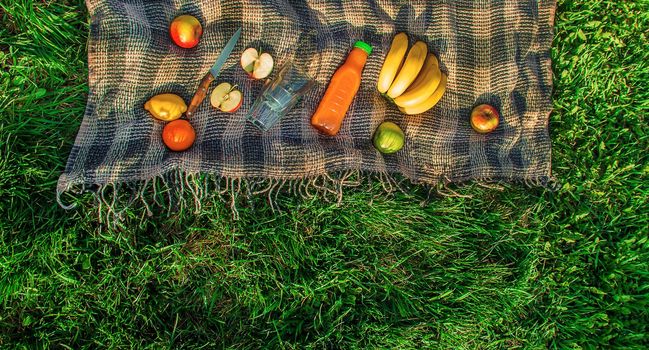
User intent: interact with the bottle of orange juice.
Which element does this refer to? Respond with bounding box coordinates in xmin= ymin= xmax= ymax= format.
xmin=311 ymin=41 xmax=372 ymax=136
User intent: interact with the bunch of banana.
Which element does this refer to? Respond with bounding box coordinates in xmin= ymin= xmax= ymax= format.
xmin=377 ymin=33 xmax=447 ymax=115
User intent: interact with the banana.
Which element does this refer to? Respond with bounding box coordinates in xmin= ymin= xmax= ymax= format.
xmin=386 ymin=41 xmax=428 ymax=99
xmin=399 ymin=73 xmax=447 ymax=115
xmin=376 ymin=33 xmax=409 ymax=94
xmin=393 ymin=54 xmax=442 ymax=108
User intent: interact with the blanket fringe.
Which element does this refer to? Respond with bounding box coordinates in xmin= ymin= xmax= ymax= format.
xmin=56 ymin=169 xmax=559 ymax=228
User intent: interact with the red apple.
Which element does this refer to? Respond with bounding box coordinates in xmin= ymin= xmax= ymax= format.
xmin=210 ymin=82 xmax=242 ymax=113
xmin=240 ymin=48 xmax=274 ymax=79
xmin=169 ymin=15 xmax=203 ymax=49
xmin=471 ymin=104 xmax=500 ymax=134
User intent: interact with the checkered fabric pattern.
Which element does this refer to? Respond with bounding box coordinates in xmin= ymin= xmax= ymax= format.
xmin=58 ymin=0 xmax=556 ymax=200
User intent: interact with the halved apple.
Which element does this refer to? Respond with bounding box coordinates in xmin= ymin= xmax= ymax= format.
xmin=210 ymin=82 xmax=242 ymax=113
xmin=240 ymin=48 xmax=274 ymax=79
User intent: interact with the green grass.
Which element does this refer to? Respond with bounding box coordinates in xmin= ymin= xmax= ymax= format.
xmin=1 ymin=0 xmax=647 ymax=348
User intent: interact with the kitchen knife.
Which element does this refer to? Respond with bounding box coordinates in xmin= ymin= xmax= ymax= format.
xmin=186 ymin=27 xmax=242 ymax=118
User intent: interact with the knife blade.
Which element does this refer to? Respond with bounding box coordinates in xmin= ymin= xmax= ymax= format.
xmin=186 ymin=27 xmax=242 ymax=118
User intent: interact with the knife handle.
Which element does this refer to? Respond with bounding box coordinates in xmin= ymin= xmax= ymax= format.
xmin=186 ymin=72 xmax=215 ymax=119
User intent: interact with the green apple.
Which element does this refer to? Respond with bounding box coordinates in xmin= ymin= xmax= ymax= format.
xmin=373 ymin=121 xmax=405 ymax=154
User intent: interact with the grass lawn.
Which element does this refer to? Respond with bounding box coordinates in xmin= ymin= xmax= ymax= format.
xmin=1 ymin=0 xmax=647 ymax=348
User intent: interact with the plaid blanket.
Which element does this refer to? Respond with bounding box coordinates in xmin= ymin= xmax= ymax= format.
xmin=58 ymin=0 xmax=556 ymax=210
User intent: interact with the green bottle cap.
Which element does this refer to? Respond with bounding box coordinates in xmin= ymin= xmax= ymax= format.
xmin=353 ymin=41 xmax=372 ymax=55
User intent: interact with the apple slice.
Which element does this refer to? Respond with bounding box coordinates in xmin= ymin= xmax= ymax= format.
xmin=210 ymin=82 xmax=242 ymax=113
xmin=240 ymin=48 xmax=274 ymax=79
